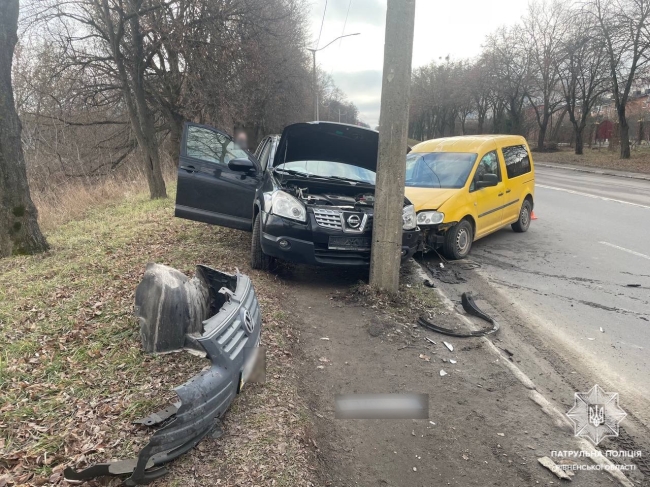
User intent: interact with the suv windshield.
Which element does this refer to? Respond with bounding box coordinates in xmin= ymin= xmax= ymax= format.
xmin=405 ymin=152 xmax=477 ymax=188
xmin=275 ymin=160 xmax=376 ymax=184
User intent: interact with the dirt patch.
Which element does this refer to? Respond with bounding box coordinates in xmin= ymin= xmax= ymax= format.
xmin=285 ymin=262 xmax=616 ymax=486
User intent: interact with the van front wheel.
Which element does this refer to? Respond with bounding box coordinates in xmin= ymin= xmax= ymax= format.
xmin=442 ymin=220 xmax=473 ymax=260
xmin=512 ymin=200 xmax=532 ymax=233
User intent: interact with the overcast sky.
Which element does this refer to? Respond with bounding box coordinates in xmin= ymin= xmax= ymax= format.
xmin=308 ymin=0 xmax=530 ymax=127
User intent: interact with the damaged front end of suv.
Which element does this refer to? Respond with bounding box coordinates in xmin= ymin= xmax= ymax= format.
xmin=252 ymin=122 xmax=420 ymax=268
xmin=64 ymin=264 xmax=262 ymax=486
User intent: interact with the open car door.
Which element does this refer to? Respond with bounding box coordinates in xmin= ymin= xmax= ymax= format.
xmin=175 ymin=123 xmax=259 ymax=231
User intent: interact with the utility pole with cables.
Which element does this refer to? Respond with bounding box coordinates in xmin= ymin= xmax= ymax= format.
xmin=369 ymin=0 xmax=416 ymax=293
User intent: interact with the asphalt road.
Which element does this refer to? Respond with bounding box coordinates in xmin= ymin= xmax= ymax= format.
xmin=458 ymin=165 xmax=650 ymax=418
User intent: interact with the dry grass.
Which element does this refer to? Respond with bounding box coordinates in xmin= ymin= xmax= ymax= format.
xmin=0 ymin=187 xmax=316 ymax=486
xmin=30 ymin=163 xmax=177 ymax=233
xmin=531 ymin=145 xmax=650 ymax=174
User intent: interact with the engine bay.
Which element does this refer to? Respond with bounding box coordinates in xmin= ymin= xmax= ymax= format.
xmin=283 ymin=180 xmax=375 ymax=210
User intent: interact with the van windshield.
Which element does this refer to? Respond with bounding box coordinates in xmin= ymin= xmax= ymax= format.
xmin=405 ymin=152 xmax=477 ymax=188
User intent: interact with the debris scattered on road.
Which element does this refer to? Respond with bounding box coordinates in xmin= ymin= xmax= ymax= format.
xmin=587 ymin=338 xmax=595 ymax=341
xmin=317 ymin=365 xmax=325 ymax=369
xmin=450 ymin=359 xmax=457 ymax=364
xmin=497 ymin=433 xmax=505 ymax=437
xmin=538 ymin=456 xmax=572 ymax=481
xmin=439 ymin=263 xmax=445 ymax=269
xmin=440 ymin=369 xmax=448 ymax=376
xmin=599 ymin=327 xmax=604 ymax=333
xmin=626 ymin=284 xmax=641 ymax=287
xmin=413 ymin=467 xmax=417 ymax=472
xmin=429 ymin=421 xmax=436 ymax=425
xmin=424 ymin=337 xmax=437 ymax=345
xmin=320 ymin=337 xmax=330 ymax=340
xmin=419 ymin=354 xmax=431 ymax=362
xmin=319 ymin=357 xmax=330 ymax=363
xmin=424 ymin=279 xmax=436 ymax=288
xmin=417 ymin=293 xmax=499 ymax=338
xmin=444 ymin=341 xmax=454 ymax=352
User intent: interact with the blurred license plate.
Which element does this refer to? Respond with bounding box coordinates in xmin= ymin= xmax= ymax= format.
xmin=328 ymin=236 xmax=371 ymax=251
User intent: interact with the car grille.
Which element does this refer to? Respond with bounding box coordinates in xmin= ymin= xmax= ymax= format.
xmin=313 ymin=208 xmax=373 ymax=232
xmin=313 ymin=208 xmax=343 ymax=229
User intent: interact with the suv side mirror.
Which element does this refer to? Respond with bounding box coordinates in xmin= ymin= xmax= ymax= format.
xmin=228 ymin=158 xmax=256 ymax=173
xmin=475 ymin=173 xmax=498 ymax=188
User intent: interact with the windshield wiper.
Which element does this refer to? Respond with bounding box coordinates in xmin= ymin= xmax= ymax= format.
xmin=319 ymin=175 xmax=374 ymax=186
xmin=273 ymin=168 xmax=312 ymax=177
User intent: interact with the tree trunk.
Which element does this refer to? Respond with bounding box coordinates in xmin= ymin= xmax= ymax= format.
xmin=537 ymin=119 xmax=548 ymax=151
xmin=166 ymin=112 xmax=184 ymax=164
xmin=574 ymin=126 xmax=584 ymax=155
xmin=0 ymin=0 xmax=48 ymax=257
xmin=617 ymin=106 xmax=630 ymax=159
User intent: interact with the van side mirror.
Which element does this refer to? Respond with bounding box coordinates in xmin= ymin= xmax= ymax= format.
xmin=228 ymin=158 xmax=256 ymax=173
xmin=475 ymin=173 xmax=498 ymax=188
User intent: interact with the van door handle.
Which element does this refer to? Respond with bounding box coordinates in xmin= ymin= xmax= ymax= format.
xmin=181 ymin=165 xmax=196 ymax=173
xmin=506 ymin=189 xmax=511 ymax=194
xmin=498 ymin=192 xmax=504 ymax=197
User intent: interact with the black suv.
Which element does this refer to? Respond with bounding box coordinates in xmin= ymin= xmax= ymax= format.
xmin=175 ymin=121 xmax=420 ymax=269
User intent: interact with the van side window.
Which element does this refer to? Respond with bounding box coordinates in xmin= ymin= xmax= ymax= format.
xmin=470 ymin=150 xmax=499 ymax=191
xmin=502 ymin=145 xmax=531 ymax=179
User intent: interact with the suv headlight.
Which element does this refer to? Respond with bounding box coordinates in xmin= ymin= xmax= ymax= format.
xmin=270 ymin=190 xmax=306 ymax=222
xmin=417 ymin=211 xmax=444 ymax=225
xmin=402 ymin=205 xmax=417 ymax=230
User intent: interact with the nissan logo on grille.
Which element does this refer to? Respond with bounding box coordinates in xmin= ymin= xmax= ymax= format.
xmin=347 ymin=214 xmax=361 ymax=229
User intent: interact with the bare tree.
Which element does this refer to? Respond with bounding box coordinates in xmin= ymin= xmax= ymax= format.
xmin=556 ymin=12 xmax=610 ymax=154
xmin=0 ymin=0 xmax=48 ymax=256
xmin=590 ymin=0 xmax=650 ymax=158
xmin=523 ymin=0 xmax=568 ymax=150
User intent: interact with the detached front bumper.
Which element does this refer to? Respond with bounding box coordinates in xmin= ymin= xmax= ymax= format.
xmin=260 ymin=212 xmax=420 ymax=266
xmin=64 ymin=265 xmax=262 ymax=486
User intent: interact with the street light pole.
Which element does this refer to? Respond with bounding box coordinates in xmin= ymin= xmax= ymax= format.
xmin=307 ymin=32 xmax=360 ymax=122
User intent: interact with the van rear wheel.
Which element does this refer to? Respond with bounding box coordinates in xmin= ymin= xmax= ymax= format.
xmin=442 ymin=220 xmax=473 ymax=260
xmin=512 ymin=200 xmax=532 ymax=233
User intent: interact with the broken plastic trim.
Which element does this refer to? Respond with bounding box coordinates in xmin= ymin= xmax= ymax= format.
xmin=417 ymin=292 xmax=500 ymax=338
xmin=64 ymin=265 xmax=262 ymax=486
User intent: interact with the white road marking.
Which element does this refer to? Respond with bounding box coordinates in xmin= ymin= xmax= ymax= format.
xmin=599 ymin=241 xmax=650 ymax=261
xmin=537 ymin=184 xmax=650 ymax=209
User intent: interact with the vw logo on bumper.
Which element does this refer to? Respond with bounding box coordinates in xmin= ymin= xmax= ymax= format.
xmin=346 ymin=214 xmax=361 ymax=229
xmin=243 ymin=309 xmax=254 ymax=335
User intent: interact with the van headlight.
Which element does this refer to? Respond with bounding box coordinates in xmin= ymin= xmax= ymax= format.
xmin=270 ymin=190 xmax=306 ymax=222
xmin=402 ymin=205 xmax=417 ymax=230
xmin=417 ymin=211 xmax=444 ymax=225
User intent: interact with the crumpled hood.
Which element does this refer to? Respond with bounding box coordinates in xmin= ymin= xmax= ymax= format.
xmin=404 ymin=187 xmax=459 ymax=212
xmin=273 ymin=122 xmax=379 ymax=172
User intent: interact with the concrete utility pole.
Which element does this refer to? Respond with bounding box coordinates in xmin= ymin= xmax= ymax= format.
xmin=307 ymin=33 xmax=360 ymax=121
xmin=369 ymin=0 xmax=416 ymax=293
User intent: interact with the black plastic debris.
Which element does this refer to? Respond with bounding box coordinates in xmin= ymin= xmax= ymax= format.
xmin=417 ymin=292 xmax=500 ymax=338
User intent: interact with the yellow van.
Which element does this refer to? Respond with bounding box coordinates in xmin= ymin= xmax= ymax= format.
xmin=405 ymin=135 xmax=535 ymax=259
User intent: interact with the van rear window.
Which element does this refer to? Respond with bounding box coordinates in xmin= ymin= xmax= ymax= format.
xmin=502 ymin=145 xmax=531 ymax=179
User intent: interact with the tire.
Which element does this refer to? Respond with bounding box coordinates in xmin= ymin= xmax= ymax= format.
xmin=442 ymin=219 xmax=473 ymax=260
xmin=511 ymin=199 xmax=532 ymax=233
xmin=251 ymin=213 xmax=274 ymax=271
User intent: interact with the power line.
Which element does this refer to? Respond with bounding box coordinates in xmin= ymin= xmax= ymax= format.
xmin=338 ymin=0 xmax=352 ymax=49
xmin=315 ymin=0 xmax=328 ymax=49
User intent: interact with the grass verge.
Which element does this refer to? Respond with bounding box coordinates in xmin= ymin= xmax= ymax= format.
xmin=0 ymin=187 xmax=315 ymax=486
xmin=532 ymin=145 xmax=650 ymax=174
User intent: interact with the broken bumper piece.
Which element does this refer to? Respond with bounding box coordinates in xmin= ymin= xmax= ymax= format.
xmin=64 ymin=265 xmax=262 ymax=486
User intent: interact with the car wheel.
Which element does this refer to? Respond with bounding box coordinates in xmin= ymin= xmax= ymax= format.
xmin=251 ymin=213 xmax=274 ymax=271
xmin=511 ymin=199 xmax=532 ymax=233
xmin=442 ymin=219 xmax=473 ymax=260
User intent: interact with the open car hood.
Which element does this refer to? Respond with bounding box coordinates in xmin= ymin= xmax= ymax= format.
xmin=273 ymin=122 xmax=379 ymax=172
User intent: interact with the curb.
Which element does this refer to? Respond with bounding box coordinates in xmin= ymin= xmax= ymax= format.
xmin=536 ymin=162 xmax=650 ymax=182
xmin=410 ymin=259 xmax=635 ymax=487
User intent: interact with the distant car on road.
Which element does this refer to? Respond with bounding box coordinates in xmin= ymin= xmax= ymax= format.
xmin=405 ymin=135 xmax=535 ymax=259
xmin=175 ymin=121 xmax=420 ymax=269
